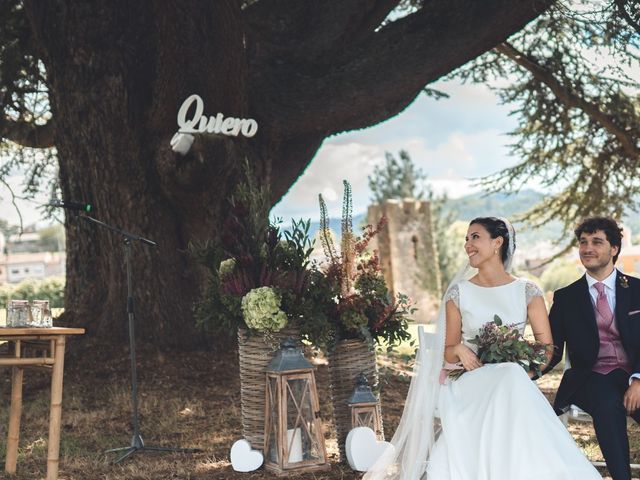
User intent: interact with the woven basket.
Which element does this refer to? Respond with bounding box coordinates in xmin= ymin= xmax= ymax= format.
xmin=237 ymin=326 xmax=301 ymax=450
xmin=328 ymin=338 xmax=383 ymax=462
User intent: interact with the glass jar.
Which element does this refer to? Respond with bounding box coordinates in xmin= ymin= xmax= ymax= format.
xmin=7 ymin=300 xmax=31 ymax=327
xmin=31 ymin=300 xmax=53 ymax=328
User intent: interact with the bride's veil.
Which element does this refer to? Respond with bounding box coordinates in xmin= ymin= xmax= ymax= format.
xmin=363 ymin=217 xmax=515 ymax=480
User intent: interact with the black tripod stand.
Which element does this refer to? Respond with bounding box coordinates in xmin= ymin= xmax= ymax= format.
xmin=80 ymin=215 xmax=200 ymax=463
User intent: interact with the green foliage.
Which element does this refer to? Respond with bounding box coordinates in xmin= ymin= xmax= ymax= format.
xmin=37 ymin=224 xmax=65 ymax=251
xmin=194 ymin=162 xmax=327 ymax=343
xmin=368 ymin=149 xmax=426 ymax=204
xmin=318 ymin=181 xmax=414 ymax=350
xmin=452 ymin=0 xmax=640 ymax=239
xmin=540 ymin=258 xmax=583 ymax=293
xmin=0 ymin=276 xmax=64 ymax=308
xmin=0 ymin=2 xmax=59 ymax=222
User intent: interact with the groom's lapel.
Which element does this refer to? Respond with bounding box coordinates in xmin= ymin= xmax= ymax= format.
xmin=615 ymin=269 xmax=631 ymax=337
xmin=577 ymin=275 xmax=598 ymax=339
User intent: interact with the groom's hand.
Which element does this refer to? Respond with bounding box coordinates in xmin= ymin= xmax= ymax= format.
xmin=624 ymin=379 xmax=640 ymax=414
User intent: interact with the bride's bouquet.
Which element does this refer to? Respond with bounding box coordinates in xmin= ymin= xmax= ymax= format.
xmin=447 ymin=315 xmax=550 ymax=380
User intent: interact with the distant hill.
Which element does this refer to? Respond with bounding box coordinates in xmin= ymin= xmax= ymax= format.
xmin=442 ymin=190 xmax=543 ymax=222
xmin=301 ymin=189 xmax=640 ymax=249
xmin=440 ymin=190 xmax=565 ymax=247
xmin=305 ymin=189 xmax=564 ymax=248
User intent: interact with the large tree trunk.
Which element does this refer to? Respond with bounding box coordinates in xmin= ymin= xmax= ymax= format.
xmin=24 ymin=0 xmax=255 ymax=347
xmin=19 ymin=0 xmax=552 ymax=349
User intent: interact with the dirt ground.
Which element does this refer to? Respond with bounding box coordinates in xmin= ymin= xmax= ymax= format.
xmin=0 ymin=339 xmax=638 ymax=479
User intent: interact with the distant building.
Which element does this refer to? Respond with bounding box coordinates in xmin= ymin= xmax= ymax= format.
xmin=367 ymin=198 xmax=440 ymax=324
xmin=618 ymin=225 xmax=640 ymax=275
xmin=6 ymin=229 xmax=41 ymax=254
xmin=519 ymin=240 xmax=563 ymax=277
xmin=0 ymin=252 xmax=66 ymax=284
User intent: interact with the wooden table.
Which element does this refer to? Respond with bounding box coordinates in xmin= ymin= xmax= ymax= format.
xmin=0 ymin=327 xmax=84 ymax=480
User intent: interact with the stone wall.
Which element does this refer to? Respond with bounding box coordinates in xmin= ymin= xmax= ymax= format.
xmin=367 ymin=198 xmax=440 ymax=324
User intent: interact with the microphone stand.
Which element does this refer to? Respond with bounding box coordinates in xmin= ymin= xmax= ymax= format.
xmin=78 ymin=214 xmax=200 ymax=463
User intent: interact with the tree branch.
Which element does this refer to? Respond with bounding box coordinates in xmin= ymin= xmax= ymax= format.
xmin=495 ymin=41 xmax=640 ymax=160
xmin=245 ymin=0 xmax=399 ymax=60
xmin=248 ymin=0 xmax=555 ymax=138
xmin=615 ymin=0 xmax=640 ymax=34
xmin=0 ymin=116 xmax=55 ymax=148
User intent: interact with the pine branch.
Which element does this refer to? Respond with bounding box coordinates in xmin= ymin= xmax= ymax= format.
xmin=495 ymin=42 xmax=640 ymax=160
xmin=0 ymin=117 xmax=55 ymax=148
xmin=615 ymin=0 xmax=640 ymax=34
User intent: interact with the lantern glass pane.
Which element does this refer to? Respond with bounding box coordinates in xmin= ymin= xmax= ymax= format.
xmin=356 ymin=410 xmax=375 ymax=429
xmin=285 ymin=377 xmax=322 ymax=463
xmin=266 ymin=376 xmax=279 ymax=463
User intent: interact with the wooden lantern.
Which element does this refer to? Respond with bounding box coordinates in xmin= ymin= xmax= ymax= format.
xmin=348 ymin=373 xmax=383 ymax=439
xmin=264 ymin=339 xmax=329 ymax=475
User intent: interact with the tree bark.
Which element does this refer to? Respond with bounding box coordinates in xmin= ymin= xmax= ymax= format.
xmin=17 ymin=0 xmax=552 ymax=348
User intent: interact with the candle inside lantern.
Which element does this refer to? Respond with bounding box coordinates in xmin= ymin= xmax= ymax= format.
xmin=287 ymin=428 xmax=303 ymax=463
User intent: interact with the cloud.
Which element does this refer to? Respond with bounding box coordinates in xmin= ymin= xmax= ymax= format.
xmin=271 ymin=78 xmax=525 ymax=221
xmin=272 ymin=128 xmax=513 ymax=221
xmin=272 ymin=142 xmax=384 ymax=220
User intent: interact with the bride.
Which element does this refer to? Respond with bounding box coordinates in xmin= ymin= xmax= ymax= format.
xmin=365 ymin=217 xmax=601 ymax=480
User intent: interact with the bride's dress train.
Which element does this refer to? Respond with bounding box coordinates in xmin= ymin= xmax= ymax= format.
xmin=425 ymin=279 xmax=600 ymax=480
xmin=427 ymin=363 xmax=599 ymax=479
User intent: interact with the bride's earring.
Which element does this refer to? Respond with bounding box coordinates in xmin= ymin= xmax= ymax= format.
xmin=494 ymin=249 xmax=498 ymax=255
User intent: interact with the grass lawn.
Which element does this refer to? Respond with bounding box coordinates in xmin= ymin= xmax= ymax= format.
xmin=0 ymin=326 xmax=638 ymax=479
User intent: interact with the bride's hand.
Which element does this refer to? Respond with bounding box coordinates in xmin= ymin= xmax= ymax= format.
xmin=452 ymin=344 xmax=482 ymax=371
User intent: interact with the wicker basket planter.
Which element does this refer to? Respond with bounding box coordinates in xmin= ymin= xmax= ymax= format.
xmin=328 ymin=337 xmax=384 ymax=461
xmin=237 ymin=326 xmax=301 ymax=450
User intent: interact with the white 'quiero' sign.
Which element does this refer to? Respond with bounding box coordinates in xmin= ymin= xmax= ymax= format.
xmin=177 ymin=94 xmax=258 ymax=138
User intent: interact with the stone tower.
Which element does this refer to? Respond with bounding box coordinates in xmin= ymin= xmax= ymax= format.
xmin=367 ymin=198 xmax=440 ymax=324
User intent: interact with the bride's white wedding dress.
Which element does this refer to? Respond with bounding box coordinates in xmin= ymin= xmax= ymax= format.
xmin=426 ymin=278 xmax=601 ymax=480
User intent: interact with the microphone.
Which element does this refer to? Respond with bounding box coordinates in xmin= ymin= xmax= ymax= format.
xmin=47 ymin=200 xmax=94 ymax=213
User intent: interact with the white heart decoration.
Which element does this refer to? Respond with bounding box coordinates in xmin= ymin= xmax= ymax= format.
xmin=170 ymin=132 xmax=195 ymax=156
xmin=346 ymin=427 xmax=394 ymax=472
xmin=230 ymin=439 xmax=264 ymax=472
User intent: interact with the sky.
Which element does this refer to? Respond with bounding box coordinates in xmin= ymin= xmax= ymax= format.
xmin=270 ymin=79 xmax=520 ymax=222
xmin=0 ymin=78 xmax=521 ymax=227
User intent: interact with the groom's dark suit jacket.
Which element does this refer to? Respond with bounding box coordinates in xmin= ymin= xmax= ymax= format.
xmin=546 ymin=270 xmax=640 ymax=414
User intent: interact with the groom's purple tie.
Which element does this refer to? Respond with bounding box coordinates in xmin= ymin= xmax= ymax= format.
xmin=594 ymin=282 xmax=613 ymax=320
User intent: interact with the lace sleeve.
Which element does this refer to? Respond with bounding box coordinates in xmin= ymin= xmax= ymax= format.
xmin=525 ymin=280 xmax=544 ymax=305
xmin=444 ymin=284 xmax=460 ymax=308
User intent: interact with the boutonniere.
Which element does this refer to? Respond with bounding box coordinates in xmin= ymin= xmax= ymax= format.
xmin=620 ymin=275 xmax=629 ymax=289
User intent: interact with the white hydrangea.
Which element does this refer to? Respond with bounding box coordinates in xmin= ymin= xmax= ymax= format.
xmin=241 ymin=286 xmax=288 ymax=332
xmin=218 ymin=258 xmax=236 ymax=278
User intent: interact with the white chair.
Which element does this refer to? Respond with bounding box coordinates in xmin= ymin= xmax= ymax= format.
xmin=559 ymin=352 xmax=640 ymax=470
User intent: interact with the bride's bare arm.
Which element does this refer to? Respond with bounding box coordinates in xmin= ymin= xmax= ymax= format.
xmin=528 ymin=295 xmax=553 ymax=371
xmin=444 ymin=299 xmax=482 ymax=370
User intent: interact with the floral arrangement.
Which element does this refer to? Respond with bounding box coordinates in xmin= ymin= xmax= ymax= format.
xmin=241 ymin=286 xmax=288 ymax=332
xmin=195 ymin=163 xmax=329 ymax=338
xmin=315 ymin=180 xmax=415 ymax=350
xmin=448 ymin=315 xmax=550 ymax=380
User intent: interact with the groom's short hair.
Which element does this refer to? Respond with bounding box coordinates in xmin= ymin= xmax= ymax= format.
xmin=574 ymin=217 xmax=623 ymax=263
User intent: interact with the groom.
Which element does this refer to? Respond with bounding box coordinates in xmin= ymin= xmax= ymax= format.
xmin=546 ymin=217 xmax=640 ymax=480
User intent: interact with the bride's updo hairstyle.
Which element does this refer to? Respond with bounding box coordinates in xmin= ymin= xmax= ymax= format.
xmin=469 ymin=217 xmax=516 ymax=266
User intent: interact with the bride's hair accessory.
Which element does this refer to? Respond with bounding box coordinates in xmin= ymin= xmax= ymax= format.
xmin=496 ymin=216 xmax=516 ymax=272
